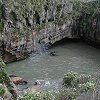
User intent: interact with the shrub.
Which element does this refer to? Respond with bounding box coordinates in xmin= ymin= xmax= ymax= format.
xmin=9 ymin=11 xmax=17 ymax=22
xmin=67 ymin=88 xmax=78 ymax=100
xmin=77 ymin=74 xmax=91 ymax=84
xmin=63 ymin=71 xmax=97 ymax=96
xmin=0 ymin=58 xmax=6 ymax=68
xmin=79 ymin=81 xmax=96 ymax=92
xmin=20 ymin=88 xmax=78 ymax=100
xmin=63 ymin=71 xmax=78 ymax=86
xmin=0 ymin=21 xmax=4 ymax=32
xmin=57 ymin=88 xmax=78 ymax=100
xmin=0 ymin=87 xmax=5 ymax=97
xmin=20 ymin=91 xmax=56 ymax=100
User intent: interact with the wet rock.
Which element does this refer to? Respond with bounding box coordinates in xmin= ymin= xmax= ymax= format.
xmin=9 ymin=75 xmax=27 ymax=85
xmin=49 ymin=51 xmax=57 ymax=56
xmin=26 ymin=80 xmax=42 ymax=94
xmin=3 ymin=52 xmax=17 ymax=63
xmin=26 ymin=85 xmax=41 ymax=94
xmin=26 ymin=86 xmax=37 ymax=94
xmin=34 ymin=80 xmax=41 ymax=85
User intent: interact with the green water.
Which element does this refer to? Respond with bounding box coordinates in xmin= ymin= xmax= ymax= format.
xmin=7 ymin=41 xmax=100 ymax=91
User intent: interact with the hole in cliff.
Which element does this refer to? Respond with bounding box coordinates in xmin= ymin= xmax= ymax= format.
xmin=34 ymin=11 xmax=40 ymax=24
xmin=49 ymin=37 xmax=100 ymax=49
xmin=48 ymin=18 xmax=54 ymax=22
xmin=42 ymin=20 xmax=46 ymax=23
xmin=44 ymin=5 xmax=48 ymax=12
xmin=49 ymin=38 xmax=81 ymax=48
xmin=25 ymin=17 xmax=31 ymax=27
xmin=57 ymin=4 xmax=62 ymax=11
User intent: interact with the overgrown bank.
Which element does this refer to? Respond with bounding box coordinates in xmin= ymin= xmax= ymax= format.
xmin=0 ymin=58 xmax=17 ymax=99
xmin=19 ymin=71 xmax=100 ymax=100
xmin=0 ymin=60 xmax=100 ymax=100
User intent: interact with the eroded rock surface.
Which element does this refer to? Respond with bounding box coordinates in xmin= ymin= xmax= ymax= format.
xmin=0 ymin=0 xmax=100 ymax=62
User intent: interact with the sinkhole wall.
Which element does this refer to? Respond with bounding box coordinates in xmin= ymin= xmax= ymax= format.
xmin=0 ymin=0 xmax=100 ymax=63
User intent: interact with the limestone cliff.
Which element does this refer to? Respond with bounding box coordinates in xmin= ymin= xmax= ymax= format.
xmin=0 ymin=0 xmax=73 ymax=62
xmin=0 ymin=0 xmax=100 ymax=63
xmin=72 ymin=0 xmax=100 ymax=44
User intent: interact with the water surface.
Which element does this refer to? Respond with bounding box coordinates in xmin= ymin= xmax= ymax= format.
xmin=7 ymin=40 xmax=100 ymax=91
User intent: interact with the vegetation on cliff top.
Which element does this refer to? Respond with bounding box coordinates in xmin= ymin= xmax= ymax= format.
xmin=0 ymin=0 xmax=100 ymax=37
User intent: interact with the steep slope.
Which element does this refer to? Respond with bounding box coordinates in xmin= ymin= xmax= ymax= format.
xmin=0 ymin=0 xmax=100 ymax=63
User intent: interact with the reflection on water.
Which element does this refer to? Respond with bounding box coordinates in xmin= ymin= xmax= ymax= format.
xmin=7 ymin=41 xmax=100 ymax=91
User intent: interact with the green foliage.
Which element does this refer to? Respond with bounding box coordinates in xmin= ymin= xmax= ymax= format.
xmin=9 ymin=11 xmax=17 ymax=22
xmin=5 ymin=0 xmax=100 ymax=35
xmin=57 ymin=88 xmax=78 ymax=100
xmin=11 ymin=27 xmax=18 ymax=33
xmin=0 ymin=58 xmax=6 ymax=69
xmin=54 ymin=13 xmax=72 ymax=26
xmin=7 ymin=0 xmax=49 ymax=20
xmin=0 ymin=59 xmax=16 ymax=99
xmin=79 ymin=81 xmax=96 ymax=92
xmin=35 ymin=23 xmax=50 ymax=32
xmin=20 ymin=91 xmax=56 ymax=100
xmin=0 ymin=87 xmax=5 ymax=97
xmin=63 ymin=71 xmax=78 ymax=86
xmin=0 ymin=70 xmax=7 ymax=78
xmin=20 ymin=89 xmax=78 ymax=100
xmin=70 ymin=0 xmax=100 ymax=39
xmin=70 ymin=0 xmax=100 ymax=17
xmin=67 ymin=88 xmax=78 ymax=100
xmin=11 ymin=27 xmax=19 ymax=41
xmin=23 ymin=27 xmax=31 ymax=38
xmin=54 ymin=18 xmax=65 ymax=26
xmin=0 ymin=3 xmax=4 ymax=19
xmin=0 ymin=58 xmax=7 ymax=83
xmin=0 ymin=0 xmax=99 ymax=36
xmin=0 ymin=21 xmax=4 ymax=32
xmin=78 ymin=74 xmax=91 ymax=84
xmin=63 ymin=71 xmax=96 ymax=93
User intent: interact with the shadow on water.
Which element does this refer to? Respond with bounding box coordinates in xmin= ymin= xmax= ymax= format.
xmin=50 ymin=38 xmax=81 ymax=48
xmin=50 ymin=37 xmax=100 ymax=49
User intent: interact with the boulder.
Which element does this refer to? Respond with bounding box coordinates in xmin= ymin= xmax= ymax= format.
xmin=9 ymin=75 xmax=27 ymax=85
xmin=26 ymin=85 xmax=40 ymax=94
xmin=48 ymin=51 xmax=57 ymax=56
xmin=26 ymin=80 xmax=41 ymax=94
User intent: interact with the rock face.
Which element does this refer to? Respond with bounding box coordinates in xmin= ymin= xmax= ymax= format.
xmin=0 ymin=0 xmax=73 ymax=62
xmin=0 ymin=0 xmax=100 ymax=62
xmin=72 ymin=0 xmax=100 ymax=44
